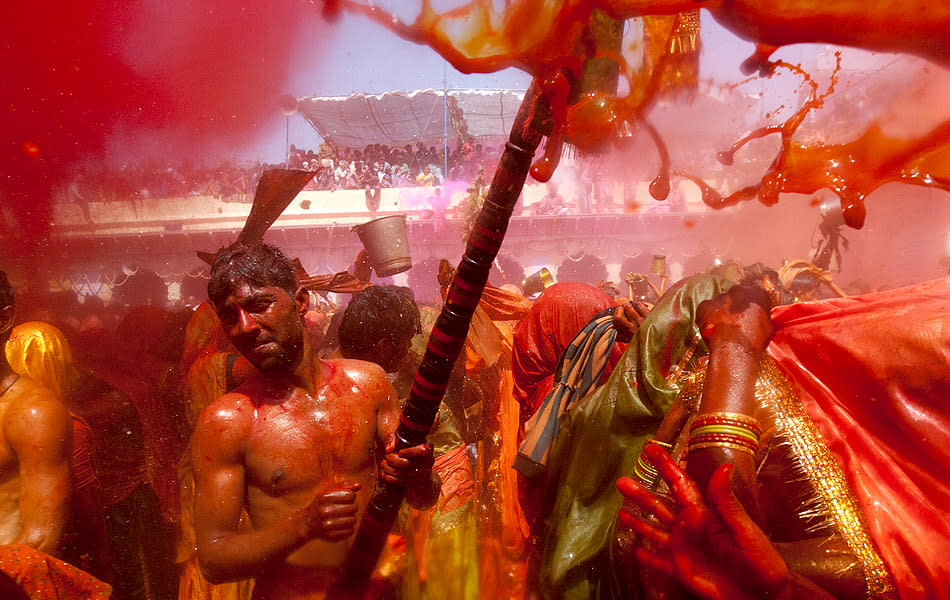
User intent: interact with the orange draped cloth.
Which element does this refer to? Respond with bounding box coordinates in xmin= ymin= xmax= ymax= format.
xmin=177 ymin=304 xmax=255 ymax=600
xmin=0 ymin=544 xmax=111 ymax=599
xmin=445 ymin=278 xmax=532 ymax=600
xmin=405 ymin=444 xmax=477 ymax=583
xmin=768 ymin=277 xmax=950 ymax=600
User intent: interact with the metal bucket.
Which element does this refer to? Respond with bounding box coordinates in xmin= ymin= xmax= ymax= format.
xmin=351 ymin=215 xmax=412 ymax=277
xmin=521 ymin=267 xmax=554 ymax=296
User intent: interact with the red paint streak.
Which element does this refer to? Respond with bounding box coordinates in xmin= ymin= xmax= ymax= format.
xmin=678 ymin=57 xmax=950 ymax=228
xmin=4 ymin=0 xmax=328 ymax=255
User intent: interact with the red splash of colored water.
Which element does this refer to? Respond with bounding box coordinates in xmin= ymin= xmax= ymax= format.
xmin=679 ymin=56 xmax=950 ymax=228
xmin=327 ymin=0 xmax=950 ymax=226
xmin=3 ymin=0 xmax=323 ymax=253
xmin=333 ymin=0 xmax=684 ymax=189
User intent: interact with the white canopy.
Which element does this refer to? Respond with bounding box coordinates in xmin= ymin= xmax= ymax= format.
xmin=296 ymin=88 xmax=525 ymax=149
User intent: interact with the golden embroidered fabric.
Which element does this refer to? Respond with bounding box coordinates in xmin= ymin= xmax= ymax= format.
xmin=676 ymin=358 xmax=896 ymax=599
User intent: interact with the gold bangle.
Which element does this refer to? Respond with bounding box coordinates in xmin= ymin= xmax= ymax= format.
xmin=686 ymin=440 xmax=758 ymax=458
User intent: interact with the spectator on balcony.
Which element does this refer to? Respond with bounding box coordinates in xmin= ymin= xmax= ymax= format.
xmin=286 ymin=145 xmax=305 ymax=169
xmin=333 ymin=161 xmax=350 ymax=188
xmin=534 ymin=181 xmax=569 ymax=216
xmin=318 ymin=140 xmax=337 ymax=171
xmin=361 ymin=162 xmax=382 ymax=212
xmin=378 ymin=162 xmax=393 ymax=188
xmin=416 ymin=165 xmax=437 ymax=187
xmin=394 ymin=164 xmax=412 ymax=187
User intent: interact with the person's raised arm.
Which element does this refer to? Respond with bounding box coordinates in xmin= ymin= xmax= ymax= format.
xmin=192 ymin=395 xmax=361 ymax=583
xmin=689 ymin=284 xmax=774 ymax=523
xmin=6 ymin=390 xmax=72 ymax=555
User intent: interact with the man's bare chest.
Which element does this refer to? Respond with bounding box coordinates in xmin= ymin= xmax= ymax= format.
xmin=243 ymin=401 xmax=378 ymax=492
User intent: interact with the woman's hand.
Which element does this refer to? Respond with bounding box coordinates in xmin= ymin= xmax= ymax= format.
xmin=616 ymin=444 xmax=793 ymax=600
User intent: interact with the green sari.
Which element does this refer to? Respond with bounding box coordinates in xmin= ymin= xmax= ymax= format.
xmin=539 ymin=274 xmax=733 ymax=600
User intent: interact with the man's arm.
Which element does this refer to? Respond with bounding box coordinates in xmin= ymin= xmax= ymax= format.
xmin=192 ymin=396 xmax=361 ymax=583
xmin=373 ymin=367 xmax=441 ymax=510
xmin=6 ymin=391 xmax=72 ymax=555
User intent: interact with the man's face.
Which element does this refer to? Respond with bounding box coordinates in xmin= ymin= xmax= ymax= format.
xmin=214 ymin=281 xmax=306 ymax=373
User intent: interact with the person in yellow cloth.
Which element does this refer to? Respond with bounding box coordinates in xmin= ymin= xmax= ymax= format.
xmin=6 ymin=319 xmax=179 ymax=599
xmin=0 ymin=271 xmax=72 ymax=559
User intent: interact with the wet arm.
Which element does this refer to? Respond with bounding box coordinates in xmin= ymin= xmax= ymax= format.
xmin=688 ymin=286 xmax=773 ymax=524
xmin=8 ymin=395 xmax=72 ymax=555
xmin=192 ymin=407 xmax=310 ymax=583
xmin=375 ymin=372 xmax=441 ymax=510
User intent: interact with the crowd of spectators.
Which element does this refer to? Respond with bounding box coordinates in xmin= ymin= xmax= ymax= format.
xmin=56 ymin=160 xmax=280 ymax=206
xmin=55 ymin=139 xmax=503 ymax=207
xmin=288 ymin=139 xmax=501 ymax=192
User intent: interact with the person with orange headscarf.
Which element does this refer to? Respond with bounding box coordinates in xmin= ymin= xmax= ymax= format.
xmin=511 ymin=281 xmax=643 ymax=596
xmin=513 ymin=282 xmax=628 ymax=430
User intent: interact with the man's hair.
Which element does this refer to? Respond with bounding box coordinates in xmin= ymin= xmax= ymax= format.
xmin=338 ymin=285 xmax=421 ymax=359
xmin=0 ymin=270 xmax=14 ymax=310
xmin=208 ymin=243 xmax=298 ymax=306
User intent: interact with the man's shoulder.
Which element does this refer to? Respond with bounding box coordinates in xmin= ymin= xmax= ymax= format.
xmin=319 ymin=359 xmax=394 ymax=404
xmin=2 ymin=377 xmax=71 ymax=441
xmin=321 ymin=357 xmax=388 ymax=384
xmin=194 ymin=388 xmax=256 ymax=432
xmin=4 ymin=377 xmax=67 ymax=418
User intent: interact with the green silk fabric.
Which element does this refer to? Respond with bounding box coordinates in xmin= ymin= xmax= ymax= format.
xmin=539 ymin=274 xmax=733 ymax=600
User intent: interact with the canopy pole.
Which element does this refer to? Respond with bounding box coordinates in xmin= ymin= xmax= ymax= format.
xmin=443 ymin=61 xmax=449 ymax=181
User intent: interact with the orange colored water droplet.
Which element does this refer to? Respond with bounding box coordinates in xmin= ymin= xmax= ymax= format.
xmin=649 ymin=174 xmax=670 ymax=200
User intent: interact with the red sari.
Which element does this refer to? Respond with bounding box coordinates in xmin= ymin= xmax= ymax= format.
xmin=769 ymin=277 xmax=950 ymax=600
xmin=512 ymin=282 xmax=626 ymax=428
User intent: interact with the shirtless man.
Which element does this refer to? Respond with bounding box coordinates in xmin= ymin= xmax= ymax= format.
xmin=191 ymin=243 xmax=440 ymax=600
xmin=0 ymin=270 xmax=72 ymax=555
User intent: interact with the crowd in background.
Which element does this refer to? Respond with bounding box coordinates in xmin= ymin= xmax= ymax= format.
xmin=288 ymin=139 xmax=501 ymax=192
xmin=54 ymin=139 xmax=503 ymax=207
xmin=55 ymin=160 xmax=276 ymax=205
